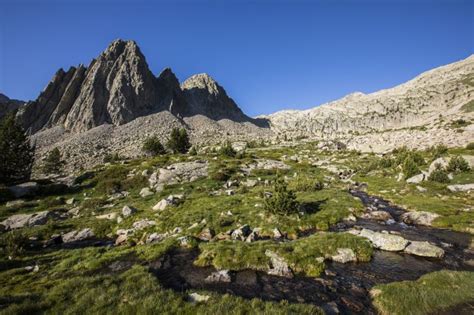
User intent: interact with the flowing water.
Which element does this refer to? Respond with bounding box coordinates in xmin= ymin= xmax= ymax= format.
xmin=150 ymin=190 xmax=474 ymax=314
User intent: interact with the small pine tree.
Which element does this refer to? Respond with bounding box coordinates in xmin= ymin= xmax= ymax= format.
xmin=264 ymin=178 xmax=299 ymax=216
xmin=0 ymin=112 xmax=35 ymax=185
xmin=167 ymin=128 xmax=191 ymax=154
xmin=219 ymin=141 xmax=236 ymax=157
xmin=143 ymin=136 xmax=166 ymax=156
xmin=447 ymin=156 xmax=470 ymax=173
xmin=403 ymin=156 xmax=420 ymax=179
xmin=428 ymin=164 xmax=450 ymax=183
xmin=43 ymin=148 xmax=63 ymax=175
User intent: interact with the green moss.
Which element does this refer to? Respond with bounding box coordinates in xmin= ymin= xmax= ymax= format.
xmin=372 ymin=270 xmax=474 ymax=315
xmin=196 ymin=233 xmax=372 ymax=277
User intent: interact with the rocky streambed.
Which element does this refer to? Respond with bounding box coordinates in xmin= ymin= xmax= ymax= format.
xmin=150 ymin=190 xmax=474 ymax=314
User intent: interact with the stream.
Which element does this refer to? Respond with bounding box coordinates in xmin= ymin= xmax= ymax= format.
xmin=150 ymin=190 xmax=474 ymax=314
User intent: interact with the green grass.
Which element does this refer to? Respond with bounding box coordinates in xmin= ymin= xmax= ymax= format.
xmin=372 ymin=270 xmax=474 ymax=315
xmin=0 ymin=265 xmax=322 ymax=314
xmin=461 ymin=99 xmax=474 ymax=113
xmin=195 ymin=232 xmax=373 ymax=277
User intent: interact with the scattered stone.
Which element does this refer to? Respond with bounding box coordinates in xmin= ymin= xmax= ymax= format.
xmin=273 ymin=227 xmax=283 ymax=239
xmin=115 ymin=234 xmax=128 ymax=246
xmin=362 ymin=211 xmax=393 ymax=221
xmin=139 ymin=187 xmax=154 ymax=198
xmin=406 ymin=173 xmax=426 ymax=184
xmin=95 ymin=212 xmax=118 ymax=220
xmin=205 ymin=270 xmax=231 ymax=283
xmin=404 ymin=241 xmax=445 ymax=258
xmin=359 ymin=229 xmax=409 ymax=251
xmin=401 ymin=211 xmax=440 ymax=226
xmin=231 ymin=224 xmax=251 ymax=241
xmin=188 ymin=292 xmax=210 ymax=303
xmin=177 ymin=236 xmax=193 ymax=247
xmin=152 ymin=195 xmax=183 ymax=211
xmin=149 ymin=160 xmax=208 ymax=189
xmin=428 ymin=157 xmax=449 ymax=175
xmin=447 ymin=183 xmax=474 ymax=193
xmin=122 ymin=205 xmax=137 ymax=218
xmin=243 ymin=179 xmax=258 ymax=187
xmin=66 ymin=197 xmax=76 ymax=205
xmin=265 ymin=250 xmax=293 ymax=278
xmin=67 ymin=207 xmax=81 ymax=216
xmin=331 ymin=248 xmax=357 ymax=263
xmin=146 ymin=233 xmax=166 ymax=244
xmin=416 ymin=186 xmax=427 ymax=193
xmin=132 ymin=219 xmax=156 ymax=230
xmin=197 ymin=228 xmax=215 ymax=241
xmin=62 ymin=228 xmax=94 ymax=243
xmin=0 ymin=211 xmax=51 ymax=230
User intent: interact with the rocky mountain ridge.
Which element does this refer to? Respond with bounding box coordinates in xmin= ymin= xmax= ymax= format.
xmin=261 ymin=55 xmax=474 ymax=138
xmin=15 ymin=39 xmax=261 ymax=134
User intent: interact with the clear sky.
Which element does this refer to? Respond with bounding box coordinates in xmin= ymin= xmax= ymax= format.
xmin=1 ymin=0 xmax=473 ymax=116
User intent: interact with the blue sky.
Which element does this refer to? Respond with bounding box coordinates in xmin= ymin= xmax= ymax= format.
xmin=1 ymin=0 xmax=472 ymax=116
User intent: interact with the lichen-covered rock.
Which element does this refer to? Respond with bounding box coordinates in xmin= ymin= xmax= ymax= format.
xmin=62 ymin=228 xmax=94 ymax=243
xmin=265 ymin=250 xmax=293 ymax=278
xmin=447 ymin=183 xmax=474 ymax=192
xmin=1 ymin=211 xmax=51 ymax=230
xmin=122 ymin=205 xmax=137 ymax=218
xmin=401 ymin=211 xmax=440 ymax=226
xmin=359 ymin=229 xmax=409 ymax=251
xmin=404 ymin=241 xmax=445 ymax=258
xmin=331 ymin=248 xmax=357 ymax=263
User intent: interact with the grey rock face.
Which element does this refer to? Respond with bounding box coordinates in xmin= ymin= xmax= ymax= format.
xmin=181 ymin=73 xmax=249 ymax=122
xmin=1 ymin=211 xmax=51 ymax=230
xmin=17 ymin=39 xmax=265 ymax=137
xmin=62 ymin=228 xmax=95 ymax=243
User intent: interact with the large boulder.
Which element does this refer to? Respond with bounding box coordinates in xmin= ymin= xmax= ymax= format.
xmin=132 ymin=219 xmax=156 ymax=230
xmin=401 ymin=211 xmax=440 ymax=226
xmin=1 ymin=211 xmax=51 ymax=230
xmin=406 ymin=173 xmax=426 ymax=184
xmin=149 ymin=161 xmax=208 ymax=188
xmin=447 ymin=184 xmax=474 ymax=193
xmin=404 ymin=241 xmax=445 ymax=258
xmin=359 ymin=229 xmax=409 ymax=251
xmin=62 ymin=228 xmax=95 ymax=243
xmin=152 ymin=194 xmax=183 ymax=211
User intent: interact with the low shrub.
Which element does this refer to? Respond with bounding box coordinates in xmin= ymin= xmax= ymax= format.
xmin=428 ymin=164 xmax=450 ymax=183
xmin=264 ymin=178 xmax=299 ymax=216
xmin=447 ymin=155 xmax=470 ymax=173
xmin=466 ymin=142 xmax=474 ymax=150
xmin=403 ymin=156 xmax=421 ymax=179
xmin=219 ymin=141 xmax=236 ymax=158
